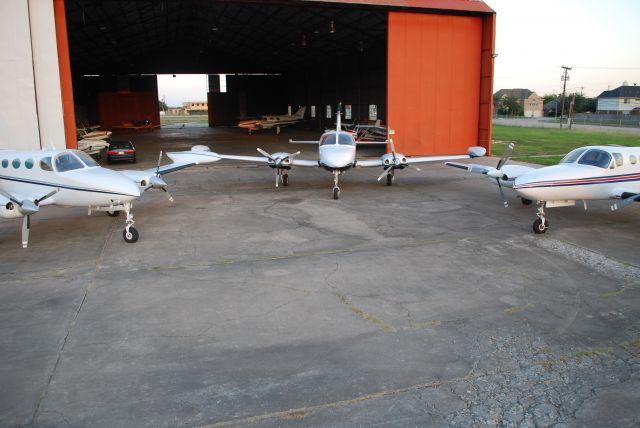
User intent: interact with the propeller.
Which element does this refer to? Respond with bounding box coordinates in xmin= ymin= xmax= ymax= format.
xmin=493 ymin=143 xmax=514 ymax=208
xmin=256 ymin=148 xmax=301 ymax=187
xmin=152 ymin=151 xmax=174 ymax=202
xmin=611 ymin=193 xmax=640 ymax=211
xmin=9 ymin=188 xmax=59 ymax=248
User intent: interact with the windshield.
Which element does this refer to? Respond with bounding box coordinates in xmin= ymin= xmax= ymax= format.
xmin=54 ymin=152 xmax=85 ymax=172
xmin=577 ymin=149 xmax=612 ymax=169
xmin=320 ymin=133 xmax=355 ymax=146
xmin=560 ymin=148 xmax=587 ymax=164
xmin=73 ymin=150 xmax=99 ymax=167
xmin=320 ymin=134 xmax=337 ymax=146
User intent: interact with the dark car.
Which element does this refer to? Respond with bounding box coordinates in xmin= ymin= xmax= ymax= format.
xmin=106 ymin=140 xmax=136 ymax=164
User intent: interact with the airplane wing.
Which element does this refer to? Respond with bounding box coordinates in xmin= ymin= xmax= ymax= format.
xmin=610 ymin=188 xmax=640 ymax=211
xmin=445 ymin=162 xmax=535 ymax=180
xmin=357 ymin=154 xmax=473 ymax=168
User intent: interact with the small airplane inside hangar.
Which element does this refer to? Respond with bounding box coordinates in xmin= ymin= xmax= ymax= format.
xmin=0 ymin=0 xmax=496 ymax=157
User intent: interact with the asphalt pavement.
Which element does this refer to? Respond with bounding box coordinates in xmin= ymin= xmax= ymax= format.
xmin=1 ymin=127 xmax=639 ymax=427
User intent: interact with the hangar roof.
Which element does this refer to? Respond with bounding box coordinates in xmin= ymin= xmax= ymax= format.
xmin=65 ymin=0 xmax=493 ymax=75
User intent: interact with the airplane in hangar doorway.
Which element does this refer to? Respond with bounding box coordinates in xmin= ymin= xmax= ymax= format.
xmin=171 ymin=105 xmax=487 ymax=199
xmin=0 ymin=148 xmax=214 ymax=248
xmin=446 ymin=143 xmax=640 ymax=233
xmin=237 ymin=106 xmax=306 ymax=135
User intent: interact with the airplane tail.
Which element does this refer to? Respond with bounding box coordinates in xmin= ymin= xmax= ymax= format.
xmin=294 ymin=106 xmax=306 ymax=119
xmin=336 ymin=103 xmax=342 ymax=131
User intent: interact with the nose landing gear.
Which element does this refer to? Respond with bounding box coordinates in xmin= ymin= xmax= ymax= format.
xmin=332 ymin=170 xmax=341 ymax=200
xmin=533 ymin=201 xmax=548 ymax=234
xmin=122 ymin=201 xmax=139 ymax=243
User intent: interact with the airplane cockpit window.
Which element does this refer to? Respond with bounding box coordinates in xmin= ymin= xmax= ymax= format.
xmin=321 ymin=134 xmax=337 ymax=146
xmin=577 ymin=149 xmax=612 ymax=169
xmin=73 ymin=150 xmax=99 ymax=167
xmin=54 ymin=152 xmax=85 ymax=172
xmin=338 ymin=133 xmax=355 ymax=145
xmin=560 ymin=148 xmax=587 ymax=164
xmin=40 ymin=157 xmax=53 ymax=171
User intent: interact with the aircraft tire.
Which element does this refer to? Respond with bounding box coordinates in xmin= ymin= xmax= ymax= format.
xmin=532 ymin=218 xmax=548 ymax=234
xmin=282 ymin=174 xmax=289 ymax=187
xmin=123 ymin=227 xmax=139 ymax=243
xmin=333 ymin=187 xmax=340 ymax=200
xmin=107 ymin=210 xmax=120 ymax=217
xmin=521 ymin=198 xmax=533 ymax=206
xmin=386 ymin=174 xmax=394 ymax=186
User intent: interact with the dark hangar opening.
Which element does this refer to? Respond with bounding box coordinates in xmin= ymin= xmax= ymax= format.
xmin=65 ymin=1 xmax=388 ymax=130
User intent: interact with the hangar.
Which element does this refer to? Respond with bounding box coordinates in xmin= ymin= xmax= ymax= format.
xmin=0 ymin=0 xmax=495 ymax=156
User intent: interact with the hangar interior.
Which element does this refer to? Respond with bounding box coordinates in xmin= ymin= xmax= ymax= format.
xmin=50 ymin=0 xmax=495 ymax=156
xmin=66 ymin=1 xmax=388 ymax=131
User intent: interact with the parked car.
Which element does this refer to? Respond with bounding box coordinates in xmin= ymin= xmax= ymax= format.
xmin=106 ymin=140 xmax=136 ymax=164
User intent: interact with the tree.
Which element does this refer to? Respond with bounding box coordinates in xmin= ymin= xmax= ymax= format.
xmin=497 ymin=96 xmax=523 ymax=116
xmin=159 ymin=99 xmax=168 ymax=112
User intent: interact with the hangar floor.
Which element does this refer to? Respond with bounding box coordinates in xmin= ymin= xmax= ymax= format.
xmin=1 ymin=128 xmax=640 ymax=427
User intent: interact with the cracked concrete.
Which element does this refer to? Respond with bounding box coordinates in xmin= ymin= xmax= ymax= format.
xmin=1 ymin=127 xmax=639 ymax=427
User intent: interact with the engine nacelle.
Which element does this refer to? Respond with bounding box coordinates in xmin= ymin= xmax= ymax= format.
xmin=0 ymin=200 xmax=24 ymax=219
xmin=381 ymin=152 xmax=408 ymax=168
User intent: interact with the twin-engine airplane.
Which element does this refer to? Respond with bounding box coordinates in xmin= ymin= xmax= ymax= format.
xmin=177 ymin=108 xmax=486 ymax=199
xmin=237 ymin=106 xmax=306 ymax=135
xmin=0 ymin=148 xmax=206 ymax=248
xmin=446 ymin=144 xmax=640 ymax=233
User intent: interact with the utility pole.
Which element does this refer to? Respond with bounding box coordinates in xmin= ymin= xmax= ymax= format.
xmin=560 ymin=65 xmax=571 ymax=128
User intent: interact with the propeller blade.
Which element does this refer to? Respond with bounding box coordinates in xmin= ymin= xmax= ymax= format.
xmin=275 ymin=169 xmax=279 ymax=188
xmin=161 ymin=187 xmax=174 ymax=203
xmin=35 ymin=188 xmax=59 ymax=205
xmin=257 ymin=148 xmax=274 ymax=160
xmin=21 ymin=215 xmax=30 ymax=248
xmin=611 ymin=193 xmax=640 ymax=211
xmin=286 ymin=151 xmax=301 ymax=160
xmin=388 ymin=138 xmax=396 ymax=155
xmin=497 ymin=180 xmax=508 ymax=208
xmin=377 ymin=166 xmax=393 ymax=181
xmin=496 ymin=142 xmax=514 ymax=170
xmin=155 ymin=151 xmax=163 ymax=177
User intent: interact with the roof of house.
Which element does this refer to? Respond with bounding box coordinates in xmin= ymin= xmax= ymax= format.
xmin=494 ymin=89 xmax=536 ymax=100
xmin=597 ymin=85 xmax=640 ymax=99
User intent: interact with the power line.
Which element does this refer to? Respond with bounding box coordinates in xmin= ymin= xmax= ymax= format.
xmin=573 ymin=66 xmax=640 ymax=70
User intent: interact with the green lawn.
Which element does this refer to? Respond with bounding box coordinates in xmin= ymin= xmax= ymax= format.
xmin=160 ymin=114 xmax=209 ymax=125
xmin=491 ymin=125 xmax=640 ymax=166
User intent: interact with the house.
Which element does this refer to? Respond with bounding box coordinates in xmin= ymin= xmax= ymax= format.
xmin=494 ymin=89 xmax=543 ymax=117
xmin=596 ymin=84 xmax=640 ymax=114
xmin=182 ymin=101 xmax=208 ymax=115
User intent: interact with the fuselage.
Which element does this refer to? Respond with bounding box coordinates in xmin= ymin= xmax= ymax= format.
xmin=317 ymin=130 xmax=357 ymax=171
xmin=0 ymin=149 xmax=140 ymax=208
xmin=513 ymin=146 xmax=640 ymax=202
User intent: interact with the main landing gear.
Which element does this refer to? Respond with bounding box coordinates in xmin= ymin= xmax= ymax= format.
xmin=332 ymin=170 xmax=341 ymax=200
xmin=533 ymin=201 xmax=549 ymax=234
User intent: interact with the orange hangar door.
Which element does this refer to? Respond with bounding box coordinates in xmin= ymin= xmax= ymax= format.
xmin=388 ymin=12 xmax=482 ymax=156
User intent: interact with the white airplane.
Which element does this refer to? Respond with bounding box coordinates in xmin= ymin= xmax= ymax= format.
xmin=446 ymin=143 xmax=640 ymax=233
xmin=182 ymin=107 xmax=486 ymax=199
xmin=238 ymin=106 xmax=306 ymax=135
xmin=0 ymin=148 xmax=208 ymax=248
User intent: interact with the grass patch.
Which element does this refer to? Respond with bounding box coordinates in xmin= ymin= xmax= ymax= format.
xmin=491 ymin=125 xmax=640 ymax=165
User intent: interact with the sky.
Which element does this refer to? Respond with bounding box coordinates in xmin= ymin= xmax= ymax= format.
xmin=489 ymin=0 xmax=640 ymax=97
xmin=157 ymin=1 xmax=640 ymax=104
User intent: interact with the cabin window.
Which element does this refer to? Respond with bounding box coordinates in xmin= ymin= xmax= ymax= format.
xmin=1 ymin=159 xmax=7 ymax=168
xmin=40 ymin=157 xmax=53 ymax=171
xmin=630 ymin=154 xmax=637 ymax=165
xmin=560 ymin=148 xmax=587 ymax=164
xmin=54 ymin=152 xmax=84 ymax=172
xmin=612 ymin=153 xmax=623 ymax=167
xmin=12 ymin=159 xmax=20 ymax=169
xmin=577 ymin=149 xmax=612 ymax=169
xmin=25 ymin=159 xmax=34 ymax=169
